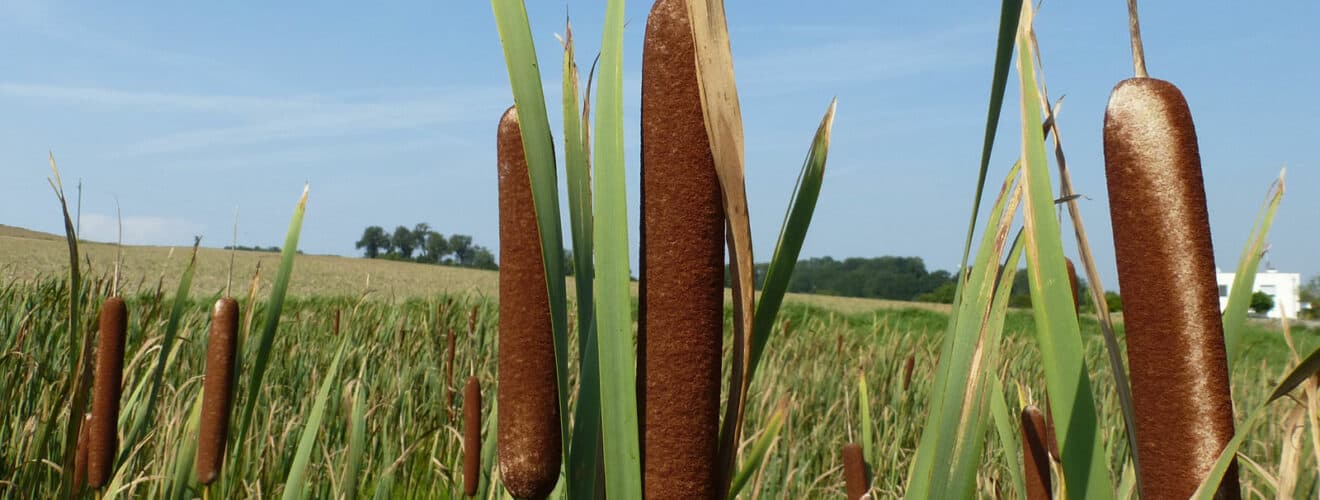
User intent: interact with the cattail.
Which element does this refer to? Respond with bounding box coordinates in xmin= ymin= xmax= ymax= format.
xmin=72 ymin=413 xmax=91 ymax=492
xmin=196 ymin=297 xmax=239 ymax=484
xmin=1104 ymin=75 xmax=1239 ymax=498
xmin=1020 ymin=405 xmax=1053 ymax=500
xmin=1064 ymin=258 xmax=1080 ymax=315
xmin=842 ymin=442 xmax=868 ymax=500
xmin=464 ymin=376 xmax=482 ymax=497
xmin=901 ymin=355 xmax=915 ymax=392
xmin=496 ymin=105 xmax=561 ymax=499
xmin=639 ymin=0 xmax=726 ymax=497
xmin=88 ymin=296 xmax=127 ymax=488
xmin=446 ymin=327 xmax=457 ymax=408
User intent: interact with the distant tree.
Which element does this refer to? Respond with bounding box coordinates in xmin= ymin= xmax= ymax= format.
xmin=1104 ymin=291 xmax=1123 ymax=313
xmin=915 ymin=282 xmax=957 ymax=304
xmin=449 ymin=234 xmax=474 ymax=265
xmin=392 ymin=225 xmax=417 ymax=259
xmin=1302 ymin=276 xmax=1319 ymax=319
xmin=356 ymin=226 xmax=389 ymax=258
xmin=1250 ymin=291 xmax=1275 ymax=315
xmin=471 ymin=246 xmax=497 ymax=270
xmin=421 ymin=231 xmax=449 ymax=264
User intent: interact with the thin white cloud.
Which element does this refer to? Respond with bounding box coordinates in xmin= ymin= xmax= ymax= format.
xmin=79 ymin=213 xmax=204 ymax=246
xmin=0 ymin=83 xmax=320 ymax=114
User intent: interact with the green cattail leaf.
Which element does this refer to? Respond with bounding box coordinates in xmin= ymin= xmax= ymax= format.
xmin=122 ymin=239 xmax=201 ymax=463
xmin=857 ymin=371 xmax=873 ymax=468
xmin=282 ymin=342 xmax=347 ymax=500
xmin=490 ymin=1 xmax=574 ymax=484
xmin=340 ymin=375 xmax=367 ymax=499
xmin=989 ymin=376 xmax=1025 ymax=499
xmin=748 ymin=99 xmax=836 ymax=379
xmin=561 ymin=20 xmax=603 ymax=500
xmin=1222 ymin=169 xmax=1285 ymax=363
xmin=726 ymin=400 xmax=788 ymax=500
xmin=168 ymin=391 xmax=204 ymax=500
xmin=590 ymin=0 xmax=643 ymax=497
xmin=1015 ymin=5 xmax=1111 ymax=498
xmin=907 ymin=162 xmax=1020 ymax=499
xmin=236 ymin=185 xmax=308 ymax=444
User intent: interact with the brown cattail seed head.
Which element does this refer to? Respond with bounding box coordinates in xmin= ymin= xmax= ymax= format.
xmin=464 ymin=376 xmax=482 ymax=497
xmin=196 ymin=297 xmax=239 ymax=485
xmin=88 ymin=296 xmax=127 ymax=488
xmin=1020 ymin=405 xmax=1053 ymax=500
xmin=73 ymin=413 xmax=91 ymax=492
xmin=496 ymin=106 xmax=561 ymax=499
xmin=902 ymin=355 xmax=916 ymax=392
xmin=1104 ymin=77 xmax=1239 ymax=499
xmin=1064 ymin=258 xmax=1080 ymax=316
xmin=639 ymin=0 xmax=726 ymax=497
xmin=842 ymin=442 xmax=868 ymax=500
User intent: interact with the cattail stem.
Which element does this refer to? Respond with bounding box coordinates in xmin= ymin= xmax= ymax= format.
xmin=196 ymin=297 xmax=239 ymax=485
xmin=1105 ymin=76 xmax=1239 ymax=499
xmin=639 ymin=0 xmax=726 ymax=497
xmin=73 ymin=413 xmax=91 ymax=492
xmin=463 ymin=376 xmax=482 ymax=497
xmin=88 ymin=297 xmax=127 ymax=488
xmin=1126 ymin=0 xmax=1149 ymax=78
xmin=496 ymin=106 xmax=561 ymax=500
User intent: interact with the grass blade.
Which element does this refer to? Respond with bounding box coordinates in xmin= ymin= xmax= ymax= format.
xmin=948 ymin=0 xmax=1023 ymax=334
xmin=340 ymin=373 xmax=368 ymax=499
xmin=282 ymin=342 xmax=347 ymax=500
xmin=47 ymin=153 xmax=91 ymax=498
xmin=748 ymin=99 xmax=836 ymax=380
xmin=122 ymin=238 xmax=201 ymax=462
xmin=990 ymin=377 xmax=1026 ymax=499
xmin=726 ymin=399 xmax=788 ymax=500
xmin=490 ymin=1 xmax=573 ymax=482
xmin=590 ymin=0 xmax=642 ymax=496
xmin=1015 ymin=5 xmax=1110 ymax=497
xmin=235 ymin=185 xmax=309 ymax=466
xmin=858 ymin=370 xmax=873 ymax=469
xmin=167 ymin=391 xmax=204 ymax=500
xmin=1222 ymin=168 xmax=1286 ymax=363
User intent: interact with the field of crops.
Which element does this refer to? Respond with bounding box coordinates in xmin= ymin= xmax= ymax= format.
xmin=2 ymin=273 xmax=1316 ymax=497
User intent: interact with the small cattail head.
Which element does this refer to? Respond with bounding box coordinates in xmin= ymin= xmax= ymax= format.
xmin=842 ymin=442 xmax=868 ymax=500
xmin=464 ymin=376 xmax=482 ymax=497
xmin=88 ymin=296 xmax=127 ymax=488
xmin=73 ymin=413 xmax=91 ymax=492
xmin=902 ymin=355 xmax=916 ymax=392
xmin=1064 ymin=258 xmax=1080 ymax=315
xmin=1021 ymin=405 xmax=1053 ymax=500
xmin=196 ymin=297 xmax=239 ymax=485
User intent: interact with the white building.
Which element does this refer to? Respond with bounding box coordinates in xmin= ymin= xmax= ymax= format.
xmin=1216 ymin=269 xmax=1303 ymax=319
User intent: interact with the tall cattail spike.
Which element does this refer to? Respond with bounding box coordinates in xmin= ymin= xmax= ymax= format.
xmin=196 ymin=297 xmax=240 ymax=485
xmin=463 ymin=376 xmax=482 ymax=497
xmin=88 ymin=296 xmax=127 ymax=488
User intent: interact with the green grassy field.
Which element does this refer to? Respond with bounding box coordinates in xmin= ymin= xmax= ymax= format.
xmin=3 ymin=238 xmax=1315 ymax=497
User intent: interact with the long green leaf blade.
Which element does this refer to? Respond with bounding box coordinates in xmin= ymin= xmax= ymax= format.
xmin=282 ymin=343 xmax=347 ymax=500
xmin=1015 ymin=6 xmax=1110 ymax=497
xmin=591 ymin=0 xmax=642 ymax=497
xmin=561 ymin=20 xmax=603 ymax=499
xmin=235 ymin=185 xmax=309 ymax=463
xmin=1222 ymin=169 xmax=1285 ymax=363
xmin=748 ymin=99 xmax=835 ymax=379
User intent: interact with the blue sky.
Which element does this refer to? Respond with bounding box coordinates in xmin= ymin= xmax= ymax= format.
xmin=1 ymin=1 xmax=1316 ymax=289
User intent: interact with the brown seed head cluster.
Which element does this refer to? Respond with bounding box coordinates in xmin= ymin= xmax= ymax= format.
xmin=1104 ymin=76 xmax=1239 ymax=499
xmin=88 ymin=296 xmax=127 ymax=488
xmin=842 ymin=442 xmax=868 ymax=500
xmin=196 ymin=297 xmax=240 ymax=485
xmin=1020 ymin=405 xmax=1053 ymax=500
xmin=464 ymin=376 xmax=482 ymax=497
xmin=639 ymin=0 xmax=727 ymax=497
xmin=496 ymin=106 xmax=561 ymax=500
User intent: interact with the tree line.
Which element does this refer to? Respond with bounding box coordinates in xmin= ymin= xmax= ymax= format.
xmin=355 ymin=223 xmax=496 ymax=270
